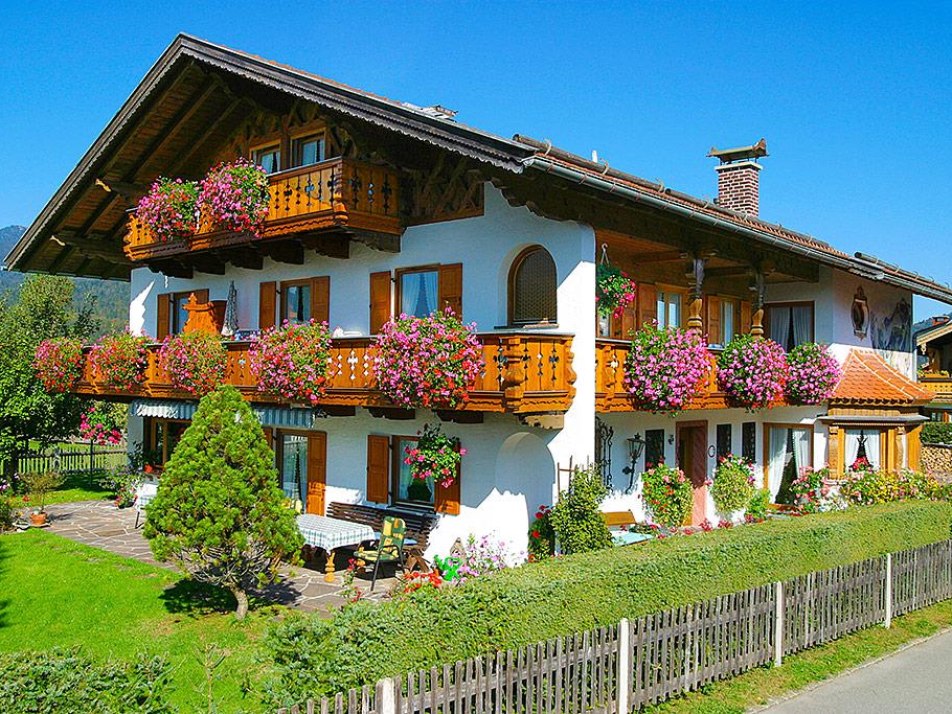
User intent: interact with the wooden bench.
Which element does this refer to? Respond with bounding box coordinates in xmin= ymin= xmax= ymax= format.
xmin=601 ymin=510 xmax=637 ymax=529
xmin=326 ymin=502 xmax=438 ymax=572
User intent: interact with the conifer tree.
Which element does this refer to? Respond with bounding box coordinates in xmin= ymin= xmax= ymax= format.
xmin=144 ymin=385 xmax=303 ymax=618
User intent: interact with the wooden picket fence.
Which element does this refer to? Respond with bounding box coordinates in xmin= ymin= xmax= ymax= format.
xmin=277 ymin=539 xmax=952 ymax=714
xmin=3 ymin=440 xmax=127 ymax=477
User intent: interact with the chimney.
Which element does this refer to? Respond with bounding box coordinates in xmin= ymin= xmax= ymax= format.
xmin=707 ymin=138 xmax=768 ymax=217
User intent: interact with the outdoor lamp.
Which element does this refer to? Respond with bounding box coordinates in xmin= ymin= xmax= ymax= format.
xmin=622 ymin=434 xmax=645 ymax=493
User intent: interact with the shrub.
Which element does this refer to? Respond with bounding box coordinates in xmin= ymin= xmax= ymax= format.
xmin=34 ymin=337 xmax=84 ymax=392
xmin=143 ymin=386 xmax=303 ymax=619
xmin=623 ymin=324 xmax=711 ymax=413
xmin=0 ymin=494 xmax=15 ymax=530
xmin=158 ymin=331 xmax=227 ymax=396
xmin=791 ymin=466 xmax=846 ymax=513
xmin=20 ymin=470 xmax=64 ymax=514
xmin=746 ymin=488 xmax=770 ymax=521
xmin=0 ymin=648 xmax=173 ymax=714
xmin=373 ymin=308 xmax=484 ymax=409
xmin=199 ymin=158 xmax=271 ymax=235
xmin=839 ymin=468 xmax=942 ymax=506
xmin=922 ymin=422 xmax=952 ymax=445
xmin=711 ymin=455 xmax=756 ymax=516
xmin=596 ymin=264 xmax=637 ymax=320
xmin=784 ymin=342 xmax=842 ymax=405
xmin=261 ymin=501 xmax=952 ymax=701
xmin=78 ymin=401 xmax=126 ymax=445
xmin=549 ymin=465 xmax=612 ymax=554
xmin=88 ymin=331 xmax=151 ymax=391
xmin=251 ymin=319 xmax=332 ymax=404
xmin=641 ymin=462 xmax=694 ymax=527
xmin=403 ymin=423 xmax=464 ymax=488
xmin=136 ymin=176 xmax=199 ymax=242
xmin=717 ymin=335 xmax=787 ymax=409
xmin=527 ymin=504 xmax=555 ymax=560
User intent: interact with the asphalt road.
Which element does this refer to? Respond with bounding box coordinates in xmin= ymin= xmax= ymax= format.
xmin=762 ymin=628 xmax=952 ymax=713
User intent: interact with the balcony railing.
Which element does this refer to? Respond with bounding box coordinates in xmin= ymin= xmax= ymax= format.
xmin=124 ymin=157 xmax=402 ymax=262
xmin=75 ymin=333 xmax=576 ymax=415
xmin=919 ymin=373 xmax=952 ymax=402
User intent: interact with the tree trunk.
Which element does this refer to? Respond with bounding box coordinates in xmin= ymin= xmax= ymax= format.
xmin=230 ymin=586 xmax=249 ymax=620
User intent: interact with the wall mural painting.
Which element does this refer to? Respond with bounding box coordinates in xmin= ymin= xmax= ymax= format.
xmin=869 ymin=295 xmax=912 ymax=352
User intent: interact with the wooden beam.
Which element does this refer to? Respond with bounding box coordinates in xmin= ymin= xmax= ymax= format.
xmin=632 ymin=250 xmax=686 ymax=264
xmin=704 ymin=266 xmax=753 ymax=279
xmin=260 ymin=240 xmax=304 ymax=265
xmin=300 ymin=233 xmax=349 ymax=260
xmin=167 ymin=98 xmax=246 ymax=176
xmin=224 ymin=247 xmax=264 ymax=271
xmin=352 ymin=231 xmax=401 ymax=253
xmin=149 ymin=260 xmax=193 ymax=279
xmin=190 ymin=253 xmax=227 ymax=275
xmin=46 ymin=245 xmax=75 ymax=274
xmin=367 ymin=406 xmax=416 ymax=420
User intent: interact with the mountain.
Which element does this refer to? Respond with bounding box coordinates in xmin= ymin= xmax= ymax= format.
xmin=1 ymin=225 xmax=128 ymax=334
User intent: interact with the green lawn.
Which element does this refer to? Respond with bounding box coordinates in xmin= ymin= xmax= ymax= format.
xmin=0 ymin=529 xmax=282 ymax=712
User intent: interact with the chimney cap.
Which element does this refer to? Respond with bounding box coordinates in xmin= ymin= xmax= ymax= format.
xmin=707 ymin=138 xmax=768 ymax=164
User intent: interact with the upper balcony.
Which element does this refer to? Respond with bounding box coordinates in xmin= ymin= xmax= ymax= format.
xmin=918 ymin=372 xmax=952 ymax=404
xmin=124 ymin=158 xmax=403 ymax=271
xmin=74 ymin=332 xmax=576 ymax=421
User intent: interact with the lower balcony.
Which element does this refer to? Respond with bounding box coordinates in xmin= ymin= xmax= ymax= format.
xmin=919 ymin=373 xmax=952 ymax=403
xmin=74 ymin=333 xmax=576 ymax=419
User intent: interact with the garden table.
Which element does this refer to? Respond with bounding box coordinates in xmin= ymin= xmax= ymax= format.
xmin=296 ymin=514 xmax=376 ymax=583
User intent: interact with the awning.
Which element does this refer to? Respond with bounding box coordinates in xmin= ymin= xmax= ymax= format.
xmin=131 ymin=399 xmax=197 ymax=420
xmin=130 ymin=399 xmax=322 ymax=429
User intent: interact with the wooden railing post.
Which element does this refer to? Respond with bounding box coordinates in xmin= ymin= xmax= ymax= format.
xmin=884 ymin=553 xmax=893 ymax=628
xmin=617 ymin=618 xmax=631 ymax=713
xmin=773 ymin=581 xmax=784 ymax=667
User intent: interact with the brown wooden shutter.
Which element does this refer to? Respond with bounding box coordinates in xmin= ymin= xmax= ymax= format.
xmin=438 ymin=263 xmax=463 ymax=318
xmin=637 ymin=283 xmax=657 ymax=329
xmin=192 ymin=289 xmax=209 ymax=304
xmin=436 ymin=448 xmax=461 ymax=515
xmin=706 ymin=295 xmax=721 ymax=344
xmin=310 ymin=276 xmax=330 ymax=325
xmin=156 ymin=293 xmax=172 ymax=340
xmin=369 ymin=271 xmax=392 ymax=334
xmin=259 ymin=281 xmax=277 ymax=330
xmin=306 ymin=431 xmax=327 ymax=515
xmin=366 ymin=434 xmax=390 ymax=504
xmin=740 ymin=299 xmax=752 ymax=335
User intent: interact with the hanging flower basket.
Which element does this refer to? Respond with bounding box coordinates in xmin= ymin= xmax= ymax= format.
xmin=596 ymin=264 xmax=637 ymax=320
xmin=136 ymin=177 xmax=199 ymax=242
xmin=250 ymin=320 xmax=333 ymax=405
xmin=784 ymin=342 xmax=842 ymax=405
xmin=78 ymin=401 xmax=126 ymax=445
xmin=641 ymin=463 xmax=693 ymax=528
xmin=711 ymin=455 xmax=756 ymax=515
xmin=88 ymin=332 xmax=151 ymax=391
xmin=717 ymin=335 xmax=787 ymax=409
xmin=373 ymin=308 xmax=484 ymax=409
xmin=199 ymin=159 xmax=271 ymax=235
xmin=403 ymin=423 xmax=465 ymax=489
xmin=623 ymin=324 xmax=711 ymax=413
xmin=34 ymin=337 xmax=85 ymax=393
xmin=158 ymin=332 xmax=227 ymax=396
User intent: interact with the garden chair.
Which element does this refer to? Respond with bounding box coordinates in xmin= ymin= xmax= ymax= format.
xmin=356 ymin=516 xmax=407 ymax=591
xmin=134 ymin=481 xmax=158 ymax=529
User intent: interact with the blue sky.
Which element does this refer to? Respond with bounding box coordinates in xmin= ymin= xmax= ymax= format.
xmin=2 ymin=1 xmax=950 ymax=314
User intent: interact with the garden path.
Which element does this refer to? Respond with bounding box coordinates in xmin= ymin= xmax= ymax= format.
xmin=40 ymin=500 xmax=398 ymax=612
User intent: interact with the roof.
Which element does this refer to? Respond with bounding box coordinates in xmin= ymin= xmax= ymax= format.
xmin=915 ymin=317 xmax=952 ymax=348
xmin=6 ymin=33 xmax=952 ymax=305
xmin=830 ymin=349 xmax=933 ymax=405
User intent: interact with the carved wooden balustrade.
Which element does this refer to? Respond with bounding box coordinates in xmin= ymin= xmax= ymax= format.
xmin=124 ymin=157 xmax=402 ymax=262
xmin=75 ymin=333 xmax=576 ymax=415
xmin=919 ymin=373 xmax=952 ymax=403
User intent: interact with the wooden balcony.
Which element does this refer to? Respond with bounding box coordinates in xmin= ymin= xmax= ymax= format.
xmin=75 ymin=333 xmax=576 ymax=416
xmin=919 ymin=373 xmax=952 ymax=403
xmin=124 ymin=158 xmax=403 ymax=266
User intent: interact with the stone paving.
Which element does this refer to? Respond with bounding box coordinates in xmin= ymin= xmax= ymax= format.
xmin=41 ymin=500 xmax=399 ymax=612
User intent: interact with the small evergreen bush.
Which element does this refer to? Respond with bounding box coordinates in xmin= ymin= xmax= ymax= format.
xmin=549 ymin=465 xmax=612 ymax=554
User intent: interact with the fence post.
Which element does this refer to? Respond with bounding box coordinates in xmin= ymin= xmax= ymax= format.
xmin=89 ymin=439 xmax=95 ymax=473
xmin=617 ymin=618 xmax=630 ymax=714
xmin=376 ymin=676 xmax=396 ymax=714
xmin=884 ymin=552 xmax=893 ymax=628
xmin=773 ymin=581 xmax=784 ymax=667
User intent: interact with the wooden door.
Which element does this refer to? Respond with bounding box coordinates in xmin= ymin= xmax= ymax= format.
xmin=677 ymin=422 xmax=709 ymax=526
xmin=306 ymin=432 xmax=327 ymax=515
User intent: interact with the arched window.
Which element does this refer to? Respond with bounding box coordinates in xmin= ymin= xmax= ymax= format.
xmin=509 ymin=246 xmax=557 ymax=325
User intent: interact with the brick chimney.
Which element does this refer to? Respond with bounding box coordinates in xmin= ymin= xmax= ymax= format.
xmin=707 ymin=138 xmax=768 ymax=217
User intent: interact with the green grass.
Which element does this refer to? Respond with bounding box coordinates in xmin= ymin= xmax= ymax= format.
xmin=0 ymin=529 xmax=281 ymax=712
xmin=647 ymin=599 xmax=952 ymax=713
xmin=12 ymin=469 xmax=113 ymax=508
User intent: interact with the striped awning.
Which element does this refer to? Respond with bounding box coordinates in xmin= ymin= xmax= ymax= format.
xmin=130 ymin=399 xmax=322 ymax=429
xmin=131 ymin=399 xmax=197 ymax=420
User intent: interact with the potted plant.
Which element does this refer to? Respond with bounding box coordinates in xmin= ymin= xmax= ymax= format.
xmin=136 ymin=177 xmax=199 ymax=242
xmin=374 ymin=308 xmax=484 ymax=409
xmin=784 ymin=342 xmax=842 ymax=405
xmin=88 ymin=331 xmax=151 ymax=391
xmin=250 ymin=319 xmax=333 ymax=404
xmin=717 ymin=334 xmax=787 ymax=409
xmin=623 ymin=323 xmax=711 ymax=413
xmin=21 ymin=470 xmax=64 ymax=526
xmin=640 ymin=462 xmax=694 ymax=528
xmin=199 ymin=158 xmax=271 ymax=235
xmin=711 ymin=455 xmax=756 ymax=518
xmin=403 ymin=423 xmax=465 ymax=489
xmin=596 ymin=263 xmax=637 ymax=322
xmin=34 ymin=337 xmax=85 ymax=393
xmin=158 ymin=331 xmax=228 ymax=396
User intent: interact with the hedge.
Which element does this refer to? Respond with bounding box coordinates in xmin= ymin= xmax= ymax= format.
xmin=922 ymin=421 xmax=952 ymax=445
xmin=264 ymin=501 xmax=952 ymax=705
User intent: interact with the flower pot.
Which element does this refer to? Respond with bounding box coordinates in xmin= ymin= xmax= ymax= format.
xmin=29 ymin=512 xmax=48 ymax=527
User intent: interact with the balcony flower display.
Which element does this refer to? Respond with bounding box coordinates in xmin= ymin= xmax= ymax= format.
xmin=250 ymin=320 xmax=333 ymax=405
xmin=403 ymin=423 xmax=464 ymax=488
xmin=78 ymin=401 xmax=125 ymax=445
xmin=158 ymin=331 xmax=227 ymax=396
xmin=34 ymin=337 xmax=84 ymax=393
xmin=784 ymin=342 xmax=842 ymax=405
xmin=717 ymin=335 xmax=787 ymax=410
xmin=623 ymin=324 xmax=711 ymax=413
xmin=136 ymin=177 xmax=199 ymax=242
xmin=641 ymin=463 xmax=693 ymax=528
xmin=198 ymin=158 xmax=271 ymax=235
xmin=373 ymin=308 xmax=484 ymax=409
xmin=596 ymin=264 xmax=637 ymax=320
xmin=88 ymin=331 xmax=151 ymax=391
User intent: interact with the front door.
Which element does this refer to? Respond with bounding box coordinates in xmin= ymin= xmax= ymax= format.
xmin=278 ymin=431 xmax=327 ymax=515
xmin=677 ymin=421 xmax=709 ymax=526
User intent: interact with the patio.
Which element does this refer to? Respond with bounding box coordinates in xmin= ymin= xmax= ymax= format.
xmin=39 ymin=500 xmax=400 ymax=611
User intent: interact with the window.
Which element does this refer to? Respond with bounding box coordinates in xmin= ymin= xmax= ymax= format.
xmin=716 ymin=424 xmax=732 ymax=459
xmin=145 ymin=418 xmax=189 ymax=467
xmin=656 ymin=290 xmax=682 ymax=329
xmin=509 ymin=246 xmax=557 ymax=325
xmin=281 ymin=279 xmax=313 ymax=324
xmin=742 ymin=422 xmax=757 ymax=463
xmin=157 ymin=289 xmax=209 ymax=338
xmin=392 ymin=436 xmax=435 ymax=507
xmin=278 ymin=433 xmax=308 ymax=508
xmin=720 ymin=298 xmax=739 ymax=343
xmin=766 ymin=302 xmax=814 ymax=350
xmin=766 ymin=424 xmax=813 ymax=503
xmin=292 ymin=134 xmax=325 ymax=167
xmin=253 ymin=144 xmax=281 ymax=174
xmin=398 ymin=268 xmax=440 ymax=318
xmin=844 ymin=428 xmax=883 ymax=471
xmin=645 ymin=428 xmax=665 ymax=469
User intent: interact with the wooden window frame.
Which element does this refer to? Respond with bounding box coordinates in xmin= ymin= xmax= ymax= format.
xmin=280 ymin=278 xmax=313 ymax=324
xmin=145 ymin=417 xmax=191 ymax=467
xmin=290 ymin=131 xmax=327 ymax=168
xmin=389 ymin=434 xmax=436 ymax=510
xmin=719 ymin=296 xmax=741 ymax=343
xmin=716 ymin=423 xmax=732 ymax=459
xmin=507 ymin=245 xmax=558 ymax=326
xmin=763 ymin=301 xmax=816 ymax=345
xmin=742 ymin=421 xmax=757 ymax=463
xmin=655 ymin=284 xmax=688 ymax=329
xmin=251 ymin=141 xmax=282 ymax=174
xmin=395 ymin=264 xmax=441 ymax=319
xmin=763 ymin=423 xmax=814 ymax=491
xmin=837 ymin=425 xmax=892 ymax=474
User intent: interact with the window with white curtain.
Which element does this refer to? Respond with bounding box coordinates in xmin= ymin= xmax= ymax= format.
xmin=767 ymin=425 xmax=812 ymax=504
xmin=766 ymin=303 xmax=814 ymax=350
xmin=656 ymin=291 xmax=682 ymax=328
xmin=845 ymin=429 xmax=882 ymax=470
xmin=720 ymin=298 xmax=738 ymax=343
xmin=400 ymin=270 xmax=439 ymax=318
